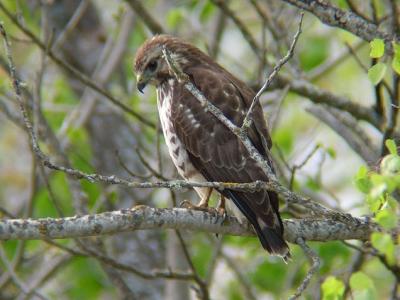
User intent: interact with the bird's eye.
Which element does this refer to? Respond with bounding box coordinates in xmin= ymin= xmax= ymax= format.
xmin=147 ymin=60 xmax=158 ymax=72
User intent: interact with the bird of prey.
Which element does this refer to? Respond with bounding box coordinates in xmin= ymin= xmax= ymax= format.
xmin=134 ymin=35 xmax=290 ymax=259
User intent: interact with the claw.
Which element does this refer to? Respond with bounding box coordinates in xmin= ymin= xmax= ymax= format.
xmin=214 ymin=196 xmax=227 ymax=238
xmin=180 ymin=200 xmax=194 ymax=209
xmin=216 ymin=195 xmax=226 ymax=225
xmin=180 ymin=199 xmax=216 ymax=213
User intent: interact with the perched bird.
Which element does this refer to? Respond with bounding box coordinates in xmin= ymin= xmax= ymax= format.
xmin=134 ymin=35 xmax=290 ymax=260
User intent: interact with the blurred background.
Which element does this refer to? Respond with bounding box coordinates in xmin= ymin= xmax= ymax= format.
xmin=0 ymin=0 xmax=398 ymax=299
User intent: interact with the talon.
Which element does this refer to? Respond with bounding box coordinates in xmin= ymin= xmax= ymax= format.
xmin=180 ymin=199 xmax=216 ymax=213
xmin=180 ymin=200 xmax=194 ymax=209
xmin=216 ymin=195 xmax=226 ymax=225
xmin=219 ymin=210 xmax=227 ymax=225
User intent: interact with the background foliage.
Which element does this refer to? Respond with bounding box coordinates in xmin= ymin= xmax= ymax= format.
xmin=0 ymin=0 xmax=399 ymax=299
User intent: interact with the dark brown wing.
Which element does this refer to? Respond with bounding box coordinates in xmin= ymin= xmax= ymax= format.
xmin=171 ymin=66 xmax=289 ymax=258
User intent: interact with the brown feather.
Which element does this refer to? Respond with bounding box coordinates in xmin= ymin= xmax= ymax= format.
xmin=134 ymin=35 xmax=290 ymax=259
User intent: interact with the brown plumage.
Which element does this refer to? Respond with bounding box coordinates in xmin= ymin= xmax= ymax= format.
xmin=134 ymin=35 xmax=290 ymax=260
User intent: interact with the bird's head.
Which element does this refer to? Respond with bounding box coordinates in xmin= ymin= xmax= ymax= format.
xmin=134 ymin=36 xmax=168 ymax=93
xmin=134 ymin=35 xmax=207 ymax=93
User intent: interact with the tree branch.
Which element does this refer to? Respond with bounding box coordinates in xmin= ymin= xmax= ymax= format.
xmin=280 ymin=0 xmax=393 ymax=47
xmin=210 ymin=0 xmax=262 ymax=58
xmin=288 ymin=238 xmax=320 ymax=300
xmin=275 ymin=74 xmax=381 ymax=127
xmin=125 ymin=0 xmax=164 ymax=35
xmin=0 ymin=206 xmax=378 ymax=243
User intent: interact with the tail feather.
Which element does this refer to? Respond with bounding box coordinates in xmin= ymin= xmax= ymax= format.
xmin=255 ymin=220 xmax=291 ymax=263
xmin=224 ymin=190 xmax=291 ymax=262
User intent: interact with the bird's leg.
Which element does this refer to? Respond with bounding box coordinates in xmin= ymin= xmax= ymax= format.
xmin=198 ymin=187 xmax=212 ymax=208
xmin=217 ymin=195 xmax=226 ymax=217
xmin=214 ymin=195 xmax=227 ymax=225
xmin=180 ymin=188 xmax=213 ymax=211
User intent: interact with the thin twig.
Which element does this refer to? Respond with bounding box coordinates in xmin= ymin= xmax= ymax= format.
xmin=52 ymin=0 xmax=90 ymax=50
xmin=175 ymin=230 xmax=209 ymax=300
xmin=58 ymin=8 xmax=136 ymax=141
xmin=210 ymin=0 xmax=262 ymax=58
xmin=344 ymin=41 xmax=393 ymax=99
xmin=241 ymin=12 xmax=304 ymax=133
xmin=0 ymin=244 xmax=49 ymax=300
xmin=136 ymin=147 xmax=169 ymax=180
xmin=307 ymin=106 xmax=379 ymax=164
xmin=289 ymin=144 xmax=320 ymax=190
xmin=204 ymin=237 xmax=223 ymax=286
xmin=68 ymin=238 xmax=195 ymax=280
xmin=125 ymin=0 xmax=164 ymax=34
xmin=220 ymin=248 xmax=258 ymax=300
xmin=288 ymin=238 xmax=320 ymax=299
xmin=208 ymin=8 xmax=227 ymax=58
xmin=116 ymin=150 xmax=152 ymax=180
xmin=308 ymin=41 xmax=365 ymax=81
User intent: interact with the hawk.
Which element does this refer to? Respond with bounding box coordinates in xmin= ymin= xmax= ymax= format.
xmin=134 ymin=35 xmax=290 ymax=260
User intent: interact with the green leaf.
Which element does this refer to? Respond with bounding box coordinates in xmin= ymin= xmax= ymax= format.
xmin=227 ymin=281 xmax=243 ymax=300
xmin=250 ymin=260 xmax=287 ymax=293
xmin=371 ymin=232 xmax=396 ymax=265
xmin=368 ymin=63 xmax=387 ymax=85
xmin=63 ymin=257 xmax=110 ymax=300
xmin=374 ymin=209 xmax=397 ymax=229
xmin=350 ymin=272 xmax=374 ymax=290
xmin=273 ymin=127 xmax=294 ymax=155
xmin=354 ymin=289 xmax=377 ymax=300
xmin=306 ymin=176 xmax=321 ymax=191
xmin=322 ymin=276 xmax=345 ymax=300
xmin=326 ymin=147 xmax=337 ymax=159
xmin=200 ymin=1 xmax=215 ymax=22
xmin=369 ymin=182 xmax=387 ymax=200
xmin=369 ymin=39 xmax=385 ymax=58
xmin=167 ymin=9 xmax=184 ymax=29
xmin=299 ymin=36 xmax=329 ymax=71
xmin=350 ymin=272 xmax=377 ymax=300
xmin=381 ymin=155 xmax=400 ymax=175
xmin=385 ymin=139 xmax=398 ymax=155
xmin=355 ymin=166 xmax=372 ymax=193
xmin=366 ymin=195 xmax=383 ymax=213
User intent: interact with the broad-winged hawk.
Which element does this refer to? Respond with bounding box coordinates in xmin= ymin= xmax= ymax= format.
xmin=134 ymin=35 xmax=290 ymax=260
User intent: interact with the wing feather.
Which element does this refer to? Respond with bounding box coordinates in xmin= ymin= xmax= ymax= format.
xmin=170 ymin=66 xmax=289 ymax=258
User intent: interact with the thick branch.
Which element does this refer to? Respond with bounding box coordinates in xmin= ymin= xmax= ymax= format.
xmin=280 ymin=0 xmax=393 ymax=46
xmin=0 ymin=206 xmax=378 ymax=243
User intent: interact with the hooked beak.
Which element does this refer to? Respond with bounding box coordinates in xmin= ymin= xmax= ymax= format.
xmin=136 ymin=74 xmax=147 ymax=94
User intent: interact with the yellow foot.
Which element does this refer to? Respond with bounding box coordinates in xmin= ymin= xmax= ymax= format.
xmin=180 ymin=200 xmax=218 ymax=214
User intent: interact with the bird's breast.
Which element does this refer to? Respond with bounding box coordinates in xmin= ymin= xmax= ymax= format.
xmin=156 ymin=83 xmax=204 ymax=181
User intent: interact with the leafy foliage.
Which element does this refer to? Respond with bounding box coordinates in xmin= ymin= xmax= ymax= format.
xmin=322 ymin=276 xmax=345 ymax=300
